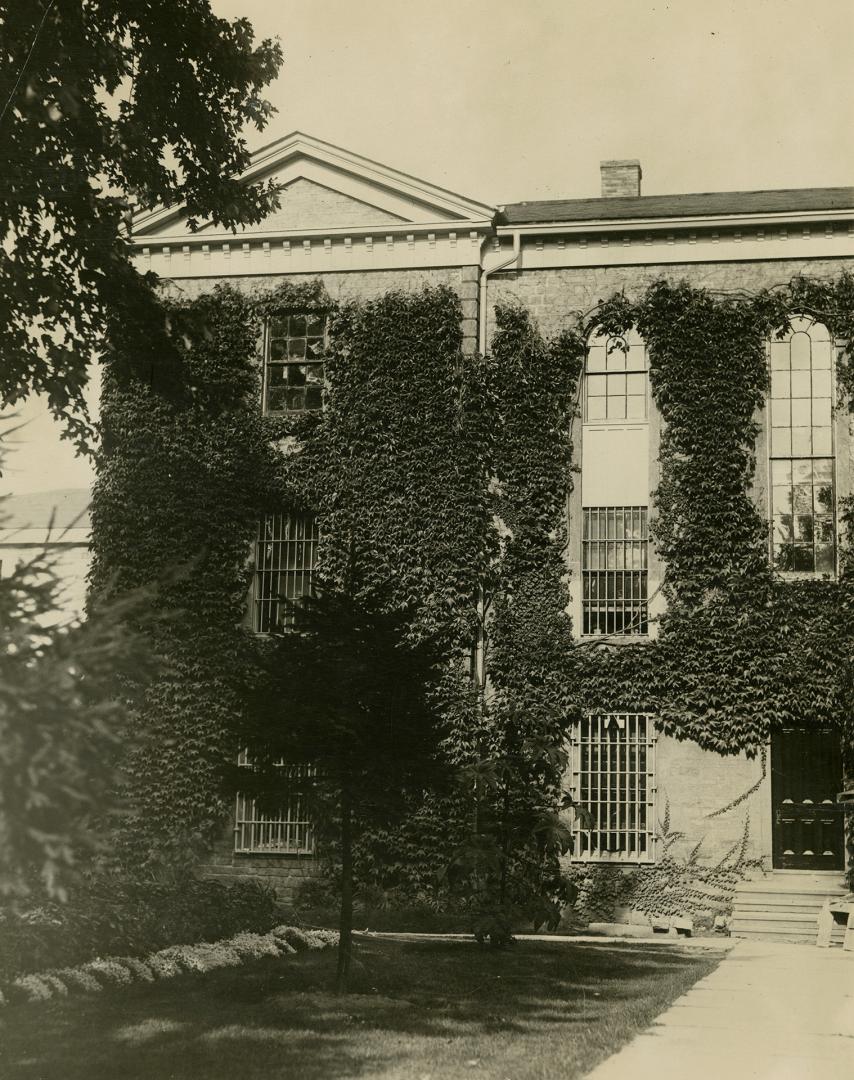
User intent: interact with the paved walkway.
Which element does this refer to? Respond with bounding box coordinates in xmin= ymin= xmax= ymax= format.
xmin=585 ymin=938 xmax=854 ymax=1080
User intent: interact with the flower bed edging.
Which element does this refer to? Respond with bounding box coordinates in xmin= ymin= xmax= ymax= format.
xmin=3 ymin=926 xmax=338 ymax=1006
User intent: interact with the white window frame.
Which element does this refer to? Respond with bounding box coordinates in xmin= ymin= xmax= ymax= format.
xmin=583 ymin=327 xmax=649 ymax=424
xmin=261 ymin=312 xmax=327 ymax=415
xmin=768 ymin=314 xmax=837 ymax=579
xmin=569 ymin=713 xmax=657 ymax=863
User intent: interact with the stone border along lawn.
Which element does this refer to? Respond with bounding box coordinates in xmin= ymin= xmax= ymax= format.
xmin=0 ymin=926 xmax=338 ymax=1006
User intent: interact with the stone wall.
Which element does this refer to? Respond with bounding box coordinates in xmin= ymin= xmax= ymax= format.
xmin=197 ymin=824 xmax=321 ymax=906
xmin=164 ymin=264 xmax=480 ymax=353
xmin=486 ymin=255 xmax=854 ymax=343
xmin=654 ymin=734 xmax=770 ymax=867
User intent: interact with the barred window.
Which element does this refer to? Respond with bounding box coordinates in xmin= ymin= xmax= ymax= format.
xmin=263 ymin=314 xmax=326 ymax=414
xmin=570 ymin=714 xmax=656 ymax=863
xmin=235 ymin=756 xmax=314 ymax=855
xmin=585 ymin=329 xmax=648 ymax=421
xmin=582 ymin=507 xmax=648 ymax=635
xmin=769 ymin=316 xmax=836 ymax=575
xmin=253 ymin=514 xmax=318 ymax=633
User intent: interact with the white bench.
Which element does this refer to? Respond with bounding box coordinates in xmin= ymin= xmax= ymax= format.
xmin=816 ymin=899 xmax=854 ymax=950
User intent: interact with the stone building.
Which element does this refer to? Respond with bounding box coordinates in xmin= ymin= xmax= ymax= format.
xmin=131 ymin=132 xmax=854 ymax=933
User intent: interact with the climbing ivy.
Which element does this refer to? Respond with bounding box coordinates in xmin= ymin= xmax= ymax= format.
xmin=90 ymin=283 xmax=280 ymax=869
xmin=92 ymin=268 xmax=854 ymax=897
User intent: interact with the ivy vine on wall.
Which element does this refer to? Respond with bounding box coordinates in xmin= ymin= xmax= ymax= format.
xmin=91 ymin=270 xmax=854 ymax=897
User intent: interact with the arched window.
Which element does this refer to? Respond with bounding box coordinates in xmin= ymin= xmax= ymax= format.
xmin=584 ymin=328 xmax=648 ymax=421
xmin=581 ymin=327 xmax=650 ymax=635
xmin=769 ymin=315 xmax=835 ymax=575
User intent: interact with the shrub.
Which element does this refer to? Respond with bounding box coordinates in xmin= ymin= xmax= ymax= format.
xmin=0 ymin=875 xmax=279 ymax=980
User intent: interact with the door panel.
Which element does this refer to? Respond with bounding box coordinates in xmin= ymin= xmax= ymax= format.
xmin=771 ymin=727 xmax=844 ymax=870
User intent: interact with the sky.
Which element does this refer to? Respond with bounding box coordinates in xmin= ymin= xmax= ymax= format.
xmin=6 ymin=0 xmax=853 ymax=496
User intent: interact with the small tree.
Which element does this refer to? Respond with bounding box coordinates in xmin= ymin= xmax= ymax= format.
xmin=0 ymin=539 xmax=153 ymax=903
xmin=232 ymin=589 xmax=447 ymax=994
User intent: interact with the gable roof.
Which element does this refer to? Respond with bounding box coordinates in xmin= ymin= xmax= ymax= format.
xmin=133 ymin=131 xmax=495 ymax=241
xmin=500 ymin=186 xmax=854 ymax=227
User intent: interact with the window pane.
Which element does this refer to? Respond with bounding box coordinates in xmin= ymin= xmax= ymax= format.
xmin=813 ymin=369 xmax=832 ymax=396
xmin=812 ymin=399 xmax=832 ymax=428
xmin=587 ymin=396 xmax=607 ymax=420
xmin=772 ymin=400 xmax=791 ymax=427
xmin=772 ymin=485 xmax=792 ymax=513
xmin=626 ymin=396 xmax=646 ymax=418
xmin=815 ymin=545 xmax=835 ymax=573
xmin=606 ymin=345 xmax=627 ymax=371
xmin=790 ymin=333 xmax=811 ymax=369
xmin=791 ymin=371 xmax=811 ymax=397
xmin=771 ymin=429 xmax=791 ymax=455
xmin=771 ymin=370 xmax=790 ymax=398
xmin=608 ymin=373 xmax=627 ymax=396
xmin=587 ymin=375 xmax=607 ymax=398
xmin=268 ymin=337 xmax=287 ymax=361
xmin=774 ymin=545 xmax=794 ymax=571
xmin=607 ymin=397 xmax=627 ymax=420
xmin=587 ymin=347 xmax=607 ymax=373
xmin=793 ymin=545 xmax=815 ymax=572
xmin=774 ymin=515 xmax=793 ymax=542
xmin=626 ymin=373 xmax=646 ymax=395
xmin=813 ymin=428 xmax=832 ymax=455
xmin=792 ymin=485 xmax=812 ymax=513
xmin=791 ymin=428 xmax=811 ymax=455
xmin=791 ymin=399 xmax=811 ymax=427
xmin=771 ymin=459 xmax=792 ymax=485
xmin=769 ymin=341 xmax=790 ymax=370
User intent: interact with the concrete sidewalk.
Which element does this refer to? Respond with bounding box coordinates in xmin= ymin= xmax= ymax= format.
xmin=585 ymin=938 xmax=854 ymax=1080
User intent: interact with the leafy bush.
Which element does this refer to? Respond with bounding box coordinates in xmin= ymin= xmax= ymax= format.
xmin=0 ymin=875 xmax=279 ymax=980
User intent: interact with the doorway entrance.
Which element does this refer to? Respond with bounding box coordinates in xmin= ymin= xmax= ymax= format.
xmin=771 ymin=727 xmax=845 ymax=870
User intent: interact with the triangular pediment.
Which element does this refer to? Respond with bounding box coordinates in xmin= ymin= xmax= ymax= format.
xmin=133 ymin=131 xmax=495 ymax=241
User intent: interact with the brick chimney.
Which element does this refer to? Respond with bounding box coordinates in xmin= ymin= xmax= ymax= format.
xmin=600 ymin=159 xmax=642 ymax=198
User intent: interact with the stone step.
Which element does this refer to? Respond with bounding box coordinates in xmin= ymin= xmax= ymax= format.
xmin=736 ymin=876 xmax=846 ymax=895
xmin=732 ymin=910 xmax=822 ymax=926
xmin=733 ymin=900 xmax=832 ymax=915
xmin=730 ymin=929 xmax=825 ymax=944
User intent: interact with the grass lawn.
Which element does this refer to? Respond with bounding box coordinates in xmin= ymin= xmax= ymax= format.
xmin=0 ymin=935 xmax=724 ymax=1080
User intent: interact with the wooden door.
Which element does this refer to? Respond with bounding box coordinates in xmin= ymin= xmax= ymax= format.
xmin=771 ymin=727 xmax=845 ymax=870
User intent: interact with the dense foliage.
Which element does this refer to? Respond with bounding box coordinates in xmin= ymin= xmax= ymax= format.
xmin=90 ymin=284 xmax=279 ymax=871
xmin=92 ymin=270 xmax=854 ymax=922
xmin=0 ymin=0 xmax=282 ymax=445
xmin=0 ymin=513 xmax=154 ymax=902
xmin=0 ymin=875 xmax=278 ymax=980
xmin=575 ymin=276 xmax=854 ymax=767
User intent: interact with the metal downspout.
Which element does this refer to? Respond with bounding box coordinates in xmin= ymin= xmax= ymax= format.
xmin=478 ymin=230 xmax=521 ymax=355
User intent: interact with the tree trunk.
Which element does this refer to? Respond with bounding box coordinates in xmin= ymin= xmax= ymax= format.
xmin=335 ymin=783 xmax=354 ymax=995
xmin=499 ymin=780 xmax=511 ymax=907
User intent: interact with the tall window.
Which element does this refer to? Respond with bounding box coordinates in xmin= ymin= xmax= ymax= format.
xmin=569 ymin=714 xmax=656 ymax=863
xmin=234 ymin=756 xmax=315 ymax=855
xmin=263 ymin=313 xmax=326 ymax=414
xmin=253 ymin=514 xmax=319 ymax=632
xmin=769 ymin=316 xmax=835 ymax=575
xmin=581 ymin=507 xmax=648 ymax=635
xmin=584 ymin=329 xmax=648 ymax=421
